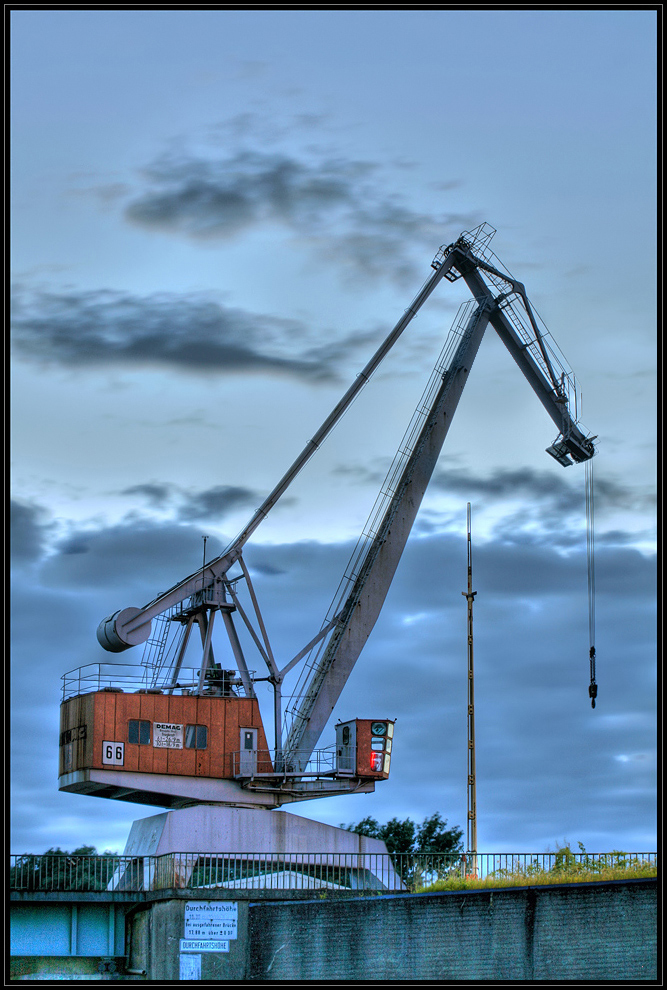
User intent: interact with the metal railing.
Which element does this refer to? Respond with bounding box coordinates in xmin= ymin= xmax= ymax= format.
xmin=61 ymin=663 xmax=253 ymax=702
xmin=231 ymin=747 xmax=353 ymax=778
xmin=10 ymin=851 xmax=658 ymax=894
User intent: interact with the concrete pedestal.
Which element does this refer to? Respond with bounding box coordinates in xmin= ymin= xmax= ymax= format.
xmin=124 ymin=805 xmax=383 ymax=856
xmin=122 ymin=805 xmax=401 ymax=891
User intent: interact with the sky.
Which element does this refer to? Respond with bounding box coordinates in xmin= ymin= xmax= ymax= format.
xmin=10 ymin=9 xmax=657 ymax=856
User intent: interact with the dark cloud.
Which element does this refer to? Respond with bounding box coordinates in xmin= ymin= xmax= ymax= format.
xmin=41 ymin=519 xmax=226 ymax=593
xmin=118 ymin=482 xmax=262 ymax=522
xmin=426 ymin=466 xmax=655 ymax=549
xmin=338 ymin=464 xmax=654 ymax=551
xmin=11 ymin=286 xmax=346 ymax=380
xmin=122 ymin=146 xmax=478 ymax=286
xmin=177 ymin=485 xmax=259 ymax=521
xmin=120 ymin=483 xmax=174 ymax=508
xmin=431 ymin=466 xmax=651 ymax=513
xmin=126 ymin=150 xmax=368 ymax=235
xmin=10 ymin=500 xmax=54 ymax=564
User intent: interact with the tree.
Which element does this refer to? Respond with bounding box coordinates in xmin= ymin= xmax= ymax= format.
xmin=341 ymin=812 xmax=464 ymax=887
xmin=342 ymin=812 xmax=464 ymax=855
xmin=11 ymin=845 xmax=120 ymax=891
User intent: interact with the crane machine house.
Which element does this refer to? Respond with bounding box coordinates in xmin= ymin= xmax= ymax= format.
xmin=59 ymin=223 xmax=595 ymax=815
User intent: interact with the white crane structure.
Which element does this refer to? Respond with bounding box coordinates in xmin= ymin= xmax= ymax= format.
xmin=61 ymin=223 xmax=595 ymax=811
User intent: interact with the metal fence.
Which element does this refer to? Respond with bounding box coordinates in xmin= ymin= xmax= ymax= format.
xmin=10 ymin=851 xmax=658 ymax=895
xmin=61 ymin=663 xmax=253 ymax=702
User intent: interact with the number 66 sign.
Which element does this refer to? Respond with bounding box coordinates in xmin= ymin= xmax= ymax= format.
xmin=102 ymin=741 xmax=125 ymax=765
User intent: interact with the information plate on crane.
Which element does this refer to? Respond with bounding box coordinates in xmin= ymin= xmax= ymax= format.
xmin=153 ymin=722 xmax=184 ymax=749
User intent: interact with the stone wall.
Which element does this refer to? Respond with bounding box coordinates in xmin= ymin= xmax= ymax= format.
xmin=247 ymin=879 xmax=657 ymax=982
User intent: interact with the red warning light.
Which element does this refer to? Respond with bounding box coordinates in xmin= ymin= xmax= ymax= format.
xmin=370 ymin=752 xmax=383 ymax=772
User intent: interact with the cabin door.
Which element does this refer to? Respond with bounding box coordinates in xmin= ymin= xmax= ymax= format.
xmin=239 ymin=728 xmax=258 ymax=776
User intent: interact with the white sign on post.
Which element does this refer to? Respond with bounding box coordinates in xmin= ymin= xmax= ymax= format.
xmin=153 ymin=722 xmax=184 ymax=749
xmin=184 ymin=902 xmax=238 ymax=940
xmin=179 ymin=953 xmax=201 ymax=980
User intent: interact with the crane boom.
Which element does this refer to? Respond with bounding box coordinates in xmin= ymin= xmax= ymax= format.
xmin=283 ymin=298 xmax=494 ymax=764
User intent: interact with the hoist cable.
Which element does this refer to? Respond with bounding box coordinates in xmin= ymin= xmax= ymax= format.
xmin=585 ymin=458 xmax=597 ymax=708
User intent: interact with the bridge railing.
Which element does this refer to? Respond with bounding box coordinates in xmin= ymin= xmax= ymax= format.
xmin=10 ymin=851 xmax=658 ymax=894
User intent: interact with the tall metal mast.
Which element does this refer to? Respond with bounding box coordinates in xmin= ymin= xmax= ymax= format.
xmin=462 ymin=502 xmax=478 ymax=868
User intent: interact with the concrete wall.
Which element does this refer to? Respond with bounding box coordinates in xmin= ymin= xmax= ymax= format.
xmin=126 ymin=898 xmax=249 ymax=982
xmin=11 ymin=879 xmax=657 ymax=981
xmin=247 ymin=879 xmax=657 ymax=982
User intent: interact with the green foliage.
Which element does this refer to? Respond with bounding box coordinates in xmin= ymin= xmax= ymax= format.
xmin=11 ymin=845 xmax=121 ymax=891
xmin=416 ymin=813 xmax=464 ymax=856
xmin=341 ymin=812 xmax=465 ymax=886
xmin=341 ymin=812 xmax=464 ymax=855
xmin=415 ymin=843 xmax=658 ymax=893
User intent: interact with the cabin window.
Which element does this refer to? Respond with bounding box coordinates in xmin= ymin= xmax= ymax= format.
xmin=185 ymin=724 xmax=208 ymax=750
xmin=128 ymin=720 xmax=150 ymax=745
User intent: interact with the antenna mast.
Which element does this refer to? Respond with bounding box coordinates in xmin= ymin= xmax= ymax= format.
xmin=462 ymin=503 xmax=478 ymax=869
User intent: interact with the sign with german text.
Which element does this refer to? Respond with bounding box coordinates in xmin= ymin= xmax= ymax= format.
xmin=184 ymin=901 xmax=238 ymax=939
xmin=180 ymin=939 xmax=229 ymax=953
xmin=153 ymin=722 xmax=183 ymax=749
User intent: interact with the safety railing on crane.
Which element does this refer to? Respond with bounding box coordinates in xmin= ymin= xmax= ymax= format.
xmin=61 ymin=663 xmax=254 ymax=702
xmin=231 ymin=746 xmax=354 ymax=778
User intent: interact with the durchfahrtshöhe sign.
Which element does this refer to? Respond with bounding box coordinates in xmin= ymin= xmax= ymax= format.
xmin=180 ymin=939 xmax=229 ymax=953
xmin=184 ymin=901 xmax=238 ymax=940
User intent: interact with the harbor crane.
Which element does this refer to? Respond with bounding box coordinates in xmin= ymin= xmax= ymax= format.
xmin=59 ymin=223 xmax=595 ymax=811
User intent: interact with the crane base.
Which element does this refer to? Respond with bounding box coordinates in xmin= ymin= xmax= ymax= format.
xmin=119 ymin=805 xmax=403 ymax=891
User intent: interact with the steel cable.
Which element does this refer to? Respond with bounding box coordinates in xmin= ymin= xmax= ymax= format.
xmin=585 ymin=458 xmax=597 ymax=707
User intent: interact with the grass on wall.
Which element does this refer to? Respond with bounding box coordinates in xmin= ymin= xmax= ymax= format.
xmin=416 ymin=846 xmax=657 ymax=893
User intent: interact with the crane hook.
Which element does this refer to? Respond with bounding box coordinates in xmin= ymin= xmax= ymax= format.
xmin=588 ymin=646 xmax=597 ymax=708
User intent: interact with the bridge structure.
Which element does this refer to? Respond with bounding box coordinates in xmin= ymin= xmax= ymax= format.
xmin=9 ymin=850 xmax=658 ymax=982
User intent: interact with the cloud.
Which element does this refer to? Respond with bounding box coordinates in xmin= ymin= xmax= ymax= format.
xmin=11 ymin=286 xmax=349 ymax=380
xmin=430 ymin=466 xmax=652 ymax=513
xmin=177 ymin=485 xmax=259 ymax=521
xmin=120 ymin=483 xmax=174 ymax=508
xmin=335 ymin=463 xmax=654 ymax=551
xmin=119 ymin=482 xmax=263 ymax=522
xmin=40 ymin=519 xmax=227 ymax=593
xmin=122 ymin=144 xmax=478 ymax=285
xmin=426 ymin=466 xmax=655 ymax=548
xmin=10 ymin=500 xmax=54 ymax=564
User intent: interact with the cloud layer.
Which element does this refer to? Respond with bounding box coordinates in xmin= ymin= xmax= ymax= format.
xmin=122 ymin=140 xmax=477 ymax=285
xmin=11 ymin=286 xmax=352 ymax=380
xmin=120 ymin=483 xmax=261 ymax=521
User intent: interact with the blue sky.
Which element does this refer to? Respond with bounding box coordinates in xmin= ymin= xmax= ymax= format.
xmin=10 ymin=8 xmax=656 ymax=854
